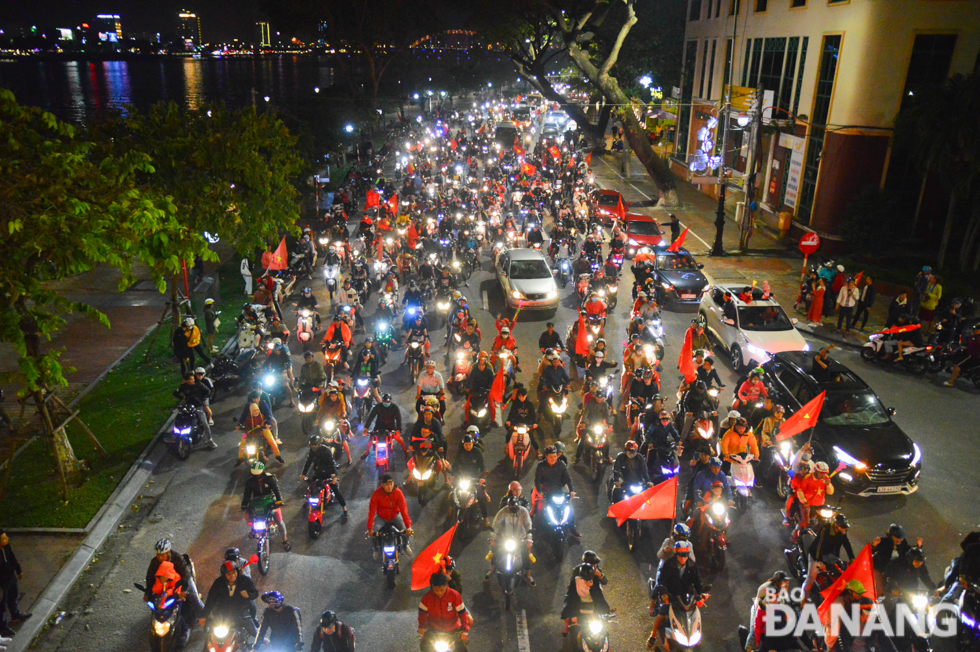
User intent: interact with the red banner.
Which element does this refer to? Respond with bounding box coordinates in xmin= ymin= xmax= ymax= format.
xmin=666 ymin=227 xmax=688 ymax=252
xmin=775 ymin=391 xmax=826 ymax=441
xmin=365 ymin=189 xmax=380 ymax=208
xmin=261 ymin=237 xmax=288 ymax=271
xmin=411 ymin=524 xmax=458 ymax=591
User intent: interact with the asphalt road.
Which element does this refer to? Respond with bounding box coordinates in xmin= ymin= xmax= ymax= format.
xmin=32 ymin=163 xmax=978 ymax=652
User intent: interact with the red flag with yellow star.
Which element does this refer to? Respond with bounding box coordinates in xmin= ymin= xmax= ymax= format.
xmin=775 ymin=391 xmax=826 ymax=441
xmin=411 ymin=523 xmax=458 ymax=590
xmin=261 ymin=237 xmax=288 ymax=271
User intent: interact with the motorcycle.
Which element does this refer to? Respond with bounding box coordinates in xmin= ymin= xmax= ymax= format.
xmin=647 ymin=443 xmax=681 ymax=486
xmin=306 ymin=476 xmax=336 ymax=540
xmin=649 ymin=590 xmax=707 ymax=652
xmin=374 ymin=320 xmax=395 ymax=366
xmin=448 ymin=344 xmax=475 ymax=395
xmin=955 ymin=580 xmax=980 ymax=652
xmin=322 ymin=341 xmax=344 ymax=383
xmin=204 ymin=622 xmax=249 ymax=652
xmin=729 ymin=452 xmax=756 ymax=511
xmin=368 ymin=430 xmax=397 ymax=472
xmin=403 ymin=303 xmax=426 ymax=332
xmin=167 ymin=401 xmax=205 ymax=460
xmin=555 ymin=256 xmax=572 ymax=289
xmin=572 ymin=614 xmax=616 ymax=652
xmin=297 ymin=384 xmax=322 ymax=435
xmin=766 ymin=441 xmax=796 ymax=498
xmin=133 ymin=562 xmax=194 ymax=652
xmin=450 ymin=476 xmax=483 ymax=536
xmin=861 ymin=334 xmax=929 ymax=375
xmin=540 ymin=385 xmax=569 ymax=439
xmin=466 ymin=389 xmax=491 ymax=429
xmin=586 ymin=314 xmax=605 ymax=343
xmin=507 ymin=425 xmax=533 ymax=479
xmin=601 ymin=275 xmax=619 ymax=310
xmin=323 ymin=263 xmax=342 ymax=302
xmin=246 ymin=495 xmax=281 ymax=575
xmin=883 ymin=590 xmax=934 ymax=652
xmin=410 ymin=443 xmax=442 ymax=506
xmin=320 ymin=419 xmax=346 ymax=462
xmin=608 ymin=476 xmax=647 ymax=551
xmin=407 ymin=335 xmax=427 ymax=384
xmin=697 ymin=500 xmax=730 ymax=572
xmin=352 ymin=376 xmax=375 ymax=425
xmin=378 ymin=292 xmax=398 ymax=322
xmin=576 ymin=273 xmax=592 ymax=303
xmin=536 ymin=491 xmax=573 ymax=562
xmin=258 ymin=367 xmax=289 ymax=410
xmin=491 ymin=538 xmax=526 ymax=611
xmin=294 ymin=308 xmax=319 ymax=352
xmin=785 ymin=506 xmax=846 ymax=586
xmin=581 ymin=422 xmax=609 ymax=483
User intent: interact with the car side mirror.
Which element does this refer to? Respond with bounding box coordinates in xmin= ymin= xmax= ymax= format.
xmin=887 ymin=407 xmax=897 ymax=416
xmin=724 ymin=319 xmax=736 ymax=326
xmin=698 ymin=263 xmax=705 ymax=269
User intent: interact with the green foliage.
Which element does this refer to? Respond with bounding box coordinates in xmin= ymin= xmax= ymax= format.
xmin=840 ymin=186 xmax=904 ymax=256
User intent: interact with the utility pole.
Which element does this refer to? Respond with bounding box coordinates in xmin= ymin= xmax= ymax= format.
xmin=711 ymin=89 xmax=732 ymax=256
xmin=739 ymin=85 xmax=764 ymax=252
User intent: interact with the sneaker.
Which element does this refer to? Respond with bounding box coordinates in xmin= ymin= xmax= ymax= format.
xmin=0 ymin=628 xmax=13 ymax=639
xmin=944 ymin=381 xmax=955 ymax=387
xmin=275 ymin=456 xmax=285 ymax=464
xmin=206 ymin=441 xmax=218 ymax=451
xmin=404 ymin=544 xmax=413 ymax=556
xmin=207 ymin=418 xmax=214 ymax=426
xmin=485 ymin=570 xmax=493 ymax=582
xmin=282 ymin=540 xmax=292 ymax=552
xmin=525 ymin=573 xmax=536 ymax=587
xmin=360 ymin=452 xmax=369 ymax=460
xmin=342 ymin=510 xmax=350 ymax=522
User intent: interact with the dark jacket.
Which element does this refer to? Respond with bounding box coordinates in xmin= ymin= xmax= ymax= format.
xmin=857 ymin=283 xmax=877 ymax=308
xmin=883 ymin=557 xmax=935 ymax=594
xmin=808 ymin=524 xmax=856 ymax=563
xmin=173 ymin=329 xmax=192 ymax=356
xmin=0 ymin=544 xmax=22 ymax=584
xmin=468 ymin=363 xmax=495 ymax=394
xmin=257 ymin=604 xmax=303 ymax=649
xmin=201 ymin=573 xmax=259 ymax=622
xmin=872 ymin=536 xmax=912 ymax=572
xmin=409 ymin=417 xmax=445 ymax=451
xmin=539 ymin=330 xmax=564 ymax=351
xmin=681 ymin=389 xmax=715 ymax=415
xmin=560 ymin=579 xmax=610 ymax=620
xmin=540 ymin=364 xmax=570 ymax=392
xmin=242 ymin=472 xmax=284 ymax=509
xmin=506 ymin=398 xmax=537 ymax=426
xmin=309 ymin=621 xmax=355 ymax=652
xmin=655 ymin=556 xmax=704 ymax=598
xmin=366 ymin=403 xmax=402 ymax=432
xmin=534 ymin=459 xmax=573 ymax=495
xmin=613 ymin=452 xmax=650 ymax=485
xmin=302 ymin=445 xmax=339 ymax=480
xmin=451 ymin=446 xmax=486 ymax=479
xmin=144 ymin=551 xmax=191 ymax=596
xmin=174 ymin=382 xmax=209 ymax=408
xmin=643 ymin=422 xmax=680 ymax=450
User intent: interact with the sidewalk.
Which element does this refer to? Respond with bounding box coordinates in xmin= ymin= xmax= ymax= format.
xmin=590 ymin=149 xmax=893 ymax=348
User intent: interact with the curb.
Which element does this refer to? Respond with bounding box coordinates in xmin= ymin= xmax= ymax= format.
xmin=795 ymin=323 xmax=867 ymax=351
xmin=7 ymin=330 xmax=241 ymax=652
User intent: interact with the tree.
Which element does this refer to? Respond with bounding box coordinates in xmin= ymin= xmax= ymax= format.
xmin=90 ymin=103 xmax=306 ymax=329
xmin=474 ymin=0 xmax=679 ymax=206
xmin=893 ymin=69 xmax=980 ymax=271
xmin=0 ymin=90 xmax=183 ymax=498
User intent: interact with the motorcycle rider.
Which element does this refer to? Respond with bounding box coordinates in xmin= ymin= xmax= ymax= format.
xmin=746 ymin=571 xmax=793 ymax=652
xmin=720 ymin=417 xmax=760 ymax=472
xmin=299 ymin=351 xmax=327 ymax=389
xmin=366 ymin=474 xmax=413 ymax=555
xmin=610 ymin=441 xmax=653 ymax=503
xmin=403 ymin=281 xmax=427 ymax=313
xmin=268 ymin=314 xmax=291 ymax=345
xmin=883 ymin=547 xmax=934 ymax=595
xmin=300 ymin=435 xmax=350 ymax=521
xmin=485 ymin=495 xmax=536 ymax=587
xmin=144 ymin=538 xmax=205 ymax=619
xmin=647 ymin=540 xmax=706 ymax=648
xmin=338 ymin=279 xmax=365 ymax=330
xmin=735 ymin=370 xmax=768 ymax=410
xmin=242 ymin=461 xmax=290 ymax=551
xmin=499 ymin=480 xmax=531 ymax=511
xmin=263 ymin=339 xmax=296 ymax=408
xmin=408 ymin=407 xmax=449 ymax=484
xmin=417 ymin=573 xmax=471 ymax=651
xmin=315 ymin=385 xmax=347 ymax=430
xmin=321 ymin=314 xmax=353 ymax=367
xmin=642 ymin=410 xmax=681 ymax=455
xmin=363 ymin=393 xmax=409 ymax=459
xmin=351 ymin=347 xmax=383 ymax=404
xmin=309 ymin=610 xmax=355 ymax=652
xmin=803 ymin=513 xmax=855 ymax=601
xmin=622 ymin=367 xmax=660 ymax=420
xmin=237 ymin=401 xmax=283 ymax=465
xmin=456 ymin=319 xmax=481 ymax=353
xmin=539 ymin=353 xmax=571 ymax=396
xmin=657 ymin=523 xmax=696 ymax=562
xmin=505 ymin=385 xmax=540 ymax=459
xmin=532 ymin=446 xmax=581 ymax=537
xmin=254 ymin=591 xmax=303 ymax=651
xmin=696 ymin=356 xmax=724 ymax=391
xmin=199 ymin=558 xmax=260 ymax=636
xmin=490 ymin=326 xmax=518 ymax=359
xmin=404 ymin=313 xmax=432 ymax=362
xmin=679 ymin=380 xmax=719 ymax=441
xmin=451 ymin=434 xmax=491 ymax=528
xmin=794 ymin=460 xmax=835 ymax=537
xmin=561 ymin=563 xmax=610 ymax=638
xmin=574 ymin=389 xmax=612 ymax=464
xmin=538 ymin=321 xmax=564 ymax=354
xmin=173 ymin=372 xmax=217 ymax=449
xmin=192 ymin=367 xmax=215 ymax=426
xmin=416 ymin=360 xmax=447 ymax=417
xmin=692 ymin=457 xmax=732 ymax=505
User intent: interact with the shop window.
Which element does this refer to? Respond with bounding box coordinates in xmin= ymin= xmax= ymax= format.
xmin=797 ymin=34 xmax=841 ymax=226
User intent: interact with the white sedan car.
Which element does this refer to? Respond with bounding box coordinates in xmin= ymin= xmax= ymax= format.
xmin=495 ymin=248 xmax=560 ymax=311
xmin=699 ymin=284 xmax=808 ymax=371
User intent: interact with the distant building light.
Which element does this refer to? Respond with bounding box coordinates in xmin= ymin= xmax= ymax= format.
xmin=96 ymin=14 xmax=120 ymax=19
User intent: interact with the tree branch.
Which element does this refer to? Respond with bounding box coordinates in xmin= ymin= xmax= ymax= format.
xmin=600 ymin=0 xmax=637 ymax=77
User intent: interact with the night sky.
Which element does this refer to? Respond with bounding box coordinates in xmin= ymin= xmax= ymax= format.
xmin=3 ymin=0 xmax=267 ymax=43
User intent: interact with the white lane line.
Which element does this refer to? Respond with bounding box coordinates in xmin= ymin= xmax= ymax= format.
xmin=516 ymin=608 xmax=531 ymax=652
xmin=596 ymin=154 xmax=713 ymax=251
xmin=483 ymin=289 xmax=490 ymax=311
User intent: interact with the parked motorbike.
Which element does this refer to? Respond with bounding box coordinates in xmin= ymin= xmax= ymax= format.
xmin=861 ymin=335 xmax=929 ymax=375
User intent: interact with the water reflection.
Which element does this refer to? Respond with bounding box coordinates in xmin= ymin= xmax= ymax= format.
xmin=64 ymin=61 xmax=86 ymax=121
xmin=183 ymin=58 xmax=202 ymax=110
xmin=102 ymin=61 xmax=131 ymax=111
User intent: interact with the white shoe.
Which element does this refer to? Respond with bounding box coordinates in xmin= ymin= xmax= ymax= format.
xmin=207 ymin=418 xmax=214 ymax=426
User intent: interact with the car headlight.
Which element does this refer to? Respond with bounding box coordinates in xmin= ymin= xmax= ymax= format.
xmin=546 ymin=289 xmax=558 ymax=299
xmin=152 ymin=620 xmax=171 ymax=636
xmin=911 ymin=443 xmax=922 ymax=466
xmin=628 ymin=238 xmax=639 ymax=246
xmin=746 ymin=343 xmax=769 ymax=359
xmin=511 ymin=290 xmax=524 ymax=299
xmin=833 ymin=445 xmax=868 ymax=470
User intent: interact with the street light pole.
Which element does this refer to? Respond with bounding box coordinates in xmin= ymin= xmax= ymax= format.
xmin=712 ymin=99 xmax=730 ymax=257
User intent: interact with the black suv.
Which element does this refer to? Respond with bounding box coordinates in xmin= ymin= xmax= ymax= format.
xmin=762 ymin=352 xmax=921 ymax=497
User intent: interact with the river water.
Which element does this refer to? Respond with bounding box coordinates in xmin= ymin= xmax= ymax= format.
xmin=0 ymin=56 xmax=336 ymax=124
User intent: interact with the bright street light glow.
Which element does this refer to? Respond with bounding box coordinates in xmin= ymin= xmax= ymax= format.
xmin=639 ymin=75 xmax=653 ymax=88
xmin=344 ymin=124 xmax=354 ymax=133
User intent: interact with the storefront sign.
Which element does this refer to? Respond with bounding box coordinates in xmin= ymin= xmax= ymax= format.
xmin=779 ymin=133 xmax=805 ymax=208
xmin=724 ymin=85 xmax=758 ymax=112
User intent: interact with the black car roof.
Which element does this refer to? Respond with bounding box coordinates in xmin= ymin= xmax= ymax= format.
xmin=771 ymin=351 xmax=870 ymax=391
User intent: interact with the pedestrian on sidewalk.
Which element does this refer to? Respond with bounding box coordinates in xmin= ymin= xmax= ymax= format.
xmin=173 ymin=323 xmax=194 ymax=376
xmin=826 ymin=265 xmax=845 ymax=316
xmin=806 ymin=279 xmax=826 ymax=327
xmin=836 ymin=278 xmax=860 ymax=335
xmin=240 ymin=256 xmax=253 ymax=296
xmin=182 ymin=318 xmax=211 ymax=368
xmin=911 ymin=266 xmax=931 ymax=315
xmin=919 ymin=274 xmax=942 ymax=332
xmin=0 ymin=529 xmax=32 ymax=638
xmin=849 ymin=276 xmax=876 ymax=332
xmin=203 ymin=298 xmax=220 ymax=354
xmin=667 ymin=214 xmax=681 ymax=243
xmin=886 ymin=292 xmax=909 ymax=329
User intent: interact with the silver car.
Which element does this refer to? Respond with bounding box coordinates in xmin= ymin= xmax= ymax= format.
xmin=495 ymin=248 xmax=560 ymax=311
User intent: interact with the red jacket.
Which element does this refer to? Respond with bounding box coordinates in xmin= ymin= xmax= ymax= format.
xmin=367 ymin=486 xmax=411 ymax=529
xmin=418 ymin=588 xmax=470 ymax=632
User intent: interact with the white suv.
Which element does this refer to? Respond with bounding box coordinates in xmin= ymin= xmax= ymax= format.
xmin=699 ymin=284 xmax=808 ymax=371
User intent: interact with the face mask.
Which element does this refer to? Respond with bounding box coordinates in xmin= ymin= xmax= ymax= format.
xmin=383 ymin=402 xmax=391 ymax=407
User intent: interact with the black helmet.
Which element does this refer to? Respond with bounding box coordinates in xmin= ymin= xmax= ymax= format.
xmin=909 ymin=547 xmax=925 ymax=563
xmin=582 ymin=550 xmax=601 ymax=566
xmin=382 ymin=393 xmax=392 ymax=402
xmin=888 ymin=523 xmax=905 ymax=539
xmin=461 ymin=434 xmax=474 ymax=444
xmin=770 ymin=570 xmax=791 ymax=583
xmin=505 ymin=495 xmax=521 ymax=509
xmin=224 ymin=547 xmax=241 ymax=561
xmin=320 ymin=610 xmax=337 ymax=628
xmin=247 ymin=389 xmax=262 ymax=401
xmin=835 ymin=514 xmax=851 ymax=529
xmin=577 ymin=563 xmax=596 ymax=581
xmin=694 ymin=380 xmax=707 ymax=391
xmin=303 ymin=350 xmax=314 ymax=359
xmin=309 ymin=435 xmax=322 ymax=447
xmin=543 ymin=445 xmax=557 ymax=456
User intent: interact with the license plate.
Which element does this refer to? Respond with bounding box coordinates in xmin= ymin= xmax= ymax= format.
xmin=876 ymin=485 xmax=902 ymax=493
xmin=682 ymin=294 xmax=696 ymax=299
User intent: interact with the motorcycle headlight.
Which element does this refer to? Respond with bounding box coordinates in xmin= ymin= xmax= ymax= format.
xmin=213 ymin=625 xmax=229 ymax=639
xmin=357 ymin=378 xmax=370 ymax=386
xmin=629 ymin=484 xmax=643 ymax=494
xmin=589 ymin=620 xmax=604 ymax=635
xmin=504 ymin=539 xmax=517 ymax=552
xmin=421 ymin=469 xmax=433 ymax=480
xmin=246 ymin=445 xmax=256 ymax=455
xmin=301 ymin=309 xmax=310 ymax=317
xmin=308 ymin=496 xmax=320 ymax=506
xmin=263 ymin=374 xmax=276 ymax=387
xmin=323 ymin=420 xmax=335 ymax=432
xmin=411 ymin=342 xmax=420 ymax=349
xmin=456 ymin=351 xmax=465 ymax=360
xmin=818 ymin=507 xmax=835 ymax=519
xmin=593 ymin=424 xmax=603 ymax=435
xmin=476 ymin=408 xmax=487 ymax=417
xmin=912 ymin=594 xmax=928 ymax=610
xmin=434 ymin=641 xmax=451 ymax=652
xmin=253 ymin=520 xmax=267 ymax=531
xmin=152 ymin=620 xmax=171 ymax=636
xmin=551 ymin=494 xmax=566 ymax=505
xmin=413 ymin=468 xmax=423 ymax=480
xmin=598 ymin=289 xmax=606 ymax=297
xmin=377 ymin=321 xmax=387 ymax=331
xmin=780 ymin=442 xmax=791 ymax=457
xmin=318 ymin=237 xmax=328 ymax=245
xmin=711 ymin=503 xmax=726 ymax=517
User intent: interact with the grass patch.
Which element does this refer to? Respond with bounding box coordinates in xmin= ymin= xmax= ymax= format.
xmin=0 ymin=259 xmax=245 ymax=528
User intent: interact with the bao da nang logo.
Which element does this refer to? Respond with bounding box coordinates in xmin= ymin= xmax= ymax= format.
xmin=763 ymin=587 xmax=961 ymax=639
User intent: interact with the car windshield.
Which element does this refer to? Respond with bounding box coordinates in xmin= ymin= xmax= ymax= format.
xmin=737 ymin=306 xmax=794 ymax=331
xmin=597 ymin=195 xmax=620 ymax=206
xmin=821 ymin=392 xmax=891 ymax=427
xmin=629 ymin=220 xmax=661 ymax=236
xmin=509 ymin=259 xmax=551 ymax=279
xmin=657 ymin=253 xmax=697 ymax=271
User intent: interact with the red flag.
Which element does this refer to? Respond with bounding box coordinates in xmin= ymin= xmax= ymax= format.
xmin=488 ymin=362 xmax=507 ymax=404
xmin=548 ymin=145 xmax=561 ymax=161
xmin=873 ymin=323 xmax=921 ymax=335
xmin=520 ymin=162 xmax=537 ymax=176
xmin=387 ymin=193 xmax=398 ymax=215
xmin=411 ymin=524 xmax=458 ymax=591
xmin=261 ymin=237 xmax=288 ymax=271
xmin=853 ymin=271 xmax=863 ymax=287
xmin=406 ymin=162 xmax=415 ymax=175
xmin=574 ymin=314 xmax=590 ymax=357
xmin=365 ymin=189 xmax=380 ymax=208
xmin=449 ymin=138 xmax=458 ymax=150
xmin=585 ymin=152 xmax=593 ymax=167
xmin=607 ymin=477 xmax=677 ymax=526
xmin=677 ymin=327 xmax=696 ymax=384
xmin=513 ymin=143 xmax=525 ymax=156
xmin=477 ymin=125 xmax=486 ymax=136
xmin=775 ymin=391 xmax=826 ymax=442
xmin=818 ymin=544 xmax=877 ymax=622
xmin=666 ymin=227 xmax=689 ymax=252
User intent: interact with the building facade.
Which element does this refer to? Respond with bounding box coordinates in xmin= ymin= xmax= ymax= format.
xmin=177 ymin=11 xmax=201 ymax=48
xmin=256 ymin=22 xmax=271 ymax=48
xmin=673 ymin=0 xmax=980 ymax=242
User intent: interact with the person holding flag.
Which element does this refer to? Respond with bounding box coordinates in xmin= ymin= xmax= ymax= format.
xmin=803 ymin=512 xmax=856 ymax=601
xmin=794 ymin=460 xmax=835 ymax=540
xmin=417 ymin=573 xmax=471 ymax=650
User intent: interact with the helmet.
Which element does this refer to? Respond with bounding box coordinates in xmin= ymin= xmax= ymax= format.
xmin=909 ymin=547 xmax=925 ymax=563
xmin=224 ymin=548 xmax=241 ymax=561
xmin=250 ymin=461 xmax=266 ymax=475
xmin=596 ymin=338 xmax=606 ymax=346
xmin=501 ymin=327 xmax=510 ymax=335
xmin=735 ymin=417 xmax=749 ymax=429
xmin=577 ymin=563 xmax=596 ymax=581
xmin=624 ymin=440 xmax=639 ymax=452
xmin=182 ymin=317 xmax=195 ymax=328
xmin=204 ymin=298 xmax=214 ymax=306
xmin=361 ymin=348 xmax=371 ymax=357
xmin=835 ymin=514 xmax=850 ymax=529
xmin=770 ymin=570 xmax=791 ymax=584
xmin=154 ymin=538 xmax=172 ymax=555
xmin=709 ymin=456 xmax=723 ymax=467
xmin=845 ymin=580 xmax=866 ymax=594
xmin=382 ymin=393 xmax=392 ymax=403
xmin=674 ymin=540 xmax=692 ymax=555
xmin=365 ymin=336 xmax=374 ymax=343
xmin=461 ymin=434 xmax=474 ymax=444
xmin=673 ymin=523 xmax=691 ymax=538
xmin=814 ymin=461 xmax=829 ymax=474
xmin=694 ymin=380 xmax=707 ymax=391
xmin=302 ymin=287 xmax=312 ymax=295
xmin=505 ymin=495 xmax=521 ymax=509
xmin=466 ymin=425 xmax=480 ymax=435
xmin=543 ymin=445 xmax=557 ymax=456
xmin=425 ymin=359 xmax=436 ymax=367
xmin=303 ymin=350 xmax=314 ymax=359
xmin=272 ymin=337 xmax=282 ymax=347
xmin=652 ymin=393 xmax=664 ymax=403
xmin=320 ymin=610 xmax=338 ymax=628
xmin=261 ymin=591 xmax=284 ymax=607
xmin=309 ymin=435 xmax=322 ymax=447
xmin=194 ymin=367 xmax=206 ymax=375
xmin=582 ymin=550 xmax=602 ymax=566
xmin=888 ymin=524 xmax=906 ymax=539
xmin=554 ymin=441 xmax=566 ymax=454
xmin=659 ymin=410 xmax=671 ymax=420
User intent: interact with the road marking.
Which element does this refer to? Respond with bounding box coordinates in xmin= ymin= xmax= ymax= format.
xmin=483 ymin=289 xmax=490 ymax=311
xmin=516 ymin=608 xmax=531 ymax=652
xmin=596 ymin=155 xmax=713 ymax=251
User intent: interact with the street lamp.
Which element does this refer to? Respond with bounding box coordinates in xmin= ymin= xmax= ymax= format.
xmin=639 ymin=75 xmax=652 ymax=88
xmin=344 ymin=124 xmax=354 ymax=133
xmin=413 ymin=93 xmax=420 ymax=100
xmin=314 ymin=86 xmax=320 ymax=93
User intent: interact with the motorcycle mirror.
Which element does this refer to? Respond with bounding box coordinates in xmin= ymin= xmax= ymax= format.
xmin=886 ymin=407 xmax=897 ymax=416
xmin=698 ymin=263 xmax=705 ymax=269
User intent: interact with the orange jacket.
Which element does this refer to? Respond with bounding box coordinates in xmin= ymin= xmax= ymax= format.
xmin=720 ymin=428 xmax=760 ymax=460
xmin=322 ymin=321 xmax=353 ymax=348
